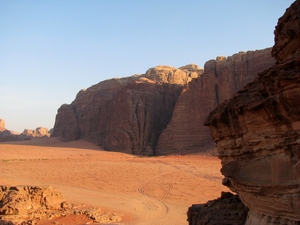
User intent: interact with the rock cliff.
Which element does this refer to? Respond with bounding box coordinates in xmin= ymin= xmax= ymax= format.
xmin=204 ymin=1 xmax=300 ymax=224
xmin=156 ymin=48 xmax=275 ymax=155
xmin=52 ymin=48 xmax=275 ymax=155
xmin=52 ymin=65 xmax=203 ymax=155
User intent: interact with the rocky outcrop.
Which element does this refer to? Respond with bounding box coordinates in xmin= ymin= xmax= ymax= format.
xmin=0 ymin=186 xmax=123 ymax=225
xmin=187 ymin=192 xmax=248 ymax=225
xmin=52 ymin=50 xmax=275 ymax=155
xmin=156 ymin=48 xmax=275 ymax=155
xmin=0 ymin=186 xmax=68 ymax=224
xmin=0 ymin=120 xmax=51 ymax=142
xmin=204 ymin=1 xmax=300 ymax=224
xmin=21 ymin=127 xmax=50 ymax=138
xmin=52 ymin=65 xmax=203 ymax=155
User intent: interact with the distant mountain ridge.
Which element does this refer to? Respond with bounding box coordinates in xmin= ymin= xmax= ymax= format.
xmin=0 ymin=119 xmax=51 ymax=142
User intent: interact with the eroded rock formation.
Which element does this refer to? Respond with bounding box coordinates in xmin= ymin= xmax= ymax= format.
xmin=0 ymin=186 xmax=122 ymax=225
xmin=21 ymin=127 xmax=50 ymax=138
xmin=204 ymin=1 xmax=300 ymax=224
xmin=156 ymin=48 xmax=275 ymax=155
xmin=187 ymin=192 xmax=249 ymax=225
xmin=52 ymin=65 xmax=203 ymax=155
xmin=0 ymin=120 xmax=51 ymax=142
xmin=52 ymin=49 xmax=275 ymax=155
xmin=0 ymin=186 xmax=68 ymax=224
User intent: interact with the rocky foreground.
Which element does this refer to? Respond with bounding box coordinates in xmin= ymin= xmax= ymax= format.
xmin=195 ymin=1 xmax=300 ymax=224
xmin=0 ymin=186 xmax=122 ymax=225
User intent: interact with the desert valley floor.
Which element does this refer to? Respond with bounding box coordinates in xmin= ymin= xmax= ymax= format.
xmin=0 ymin=138 xmax=228 ymax=225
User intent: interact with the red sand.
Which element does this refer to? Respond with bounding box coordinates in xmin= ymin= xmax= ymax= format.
xmin=0 ymin=138 xmax=228 ymax=225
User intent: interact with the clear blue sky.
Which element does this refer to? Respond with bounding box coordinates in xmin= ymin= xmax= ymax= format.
xmin=0 ymin=0 xmax=295 ymax=132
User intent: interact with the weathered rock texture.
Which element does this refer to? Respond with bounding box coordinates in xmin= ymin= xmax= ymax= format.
xmin=156 ymin=48 xmax=275 ymax=155
xmin=205 ymin=1 xmax=300 ymax=224
xmin=52 ymin=65 xmax=203 ymax=155
xmin=187 ymin=192 xmax=249 ymax=225
xmin=52 ymin=50 xmax=275 ymax=155
xmin=0 ymin=186 xmax=122 ymax=225
xmin=0 ymin=186 xmax=68 ymax=224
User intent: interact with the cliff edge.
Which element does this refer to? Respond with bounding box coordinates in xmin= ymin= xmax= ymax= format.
xmin=204 ymin=1 xmax=300 ymax=224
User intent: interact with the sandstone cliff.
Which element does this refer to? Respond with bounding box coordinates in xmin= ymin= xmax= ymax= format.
xmin=52 ymin=65 xmax=203 ymax=155
xmin=52 ymin=48 xmax=275 ymax=156
xmin=156 ymin=48 xmax=275 ymax=155
xmin=204 ymin=1 xmax=300 ymax=224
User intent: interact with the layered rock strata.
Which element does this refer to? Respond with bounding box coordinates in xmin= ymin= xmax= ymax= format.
xmin=187 ymin=192 xmax=248 ymax=225
xmin=204 ymin=1 xmax=300 ymax=224
xmin=156 ymin=48 xmax=275 ymax=155
xmin=52 ymin=65 xmax=203 ymax=155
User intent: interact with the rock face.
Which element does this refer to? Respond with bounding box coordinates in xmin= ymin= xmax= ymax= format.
xmin=156 ymin=48 xmax=275 ymax=155
xmin=187 ymin=192 xmax=249 ymax=225
xmin=52 ymin=65 xmax=203 ymax=155
xmin=204 ymin=1 xmax=300 ymax=224
xmin=52 ymin=50 xmax=275 ymax=156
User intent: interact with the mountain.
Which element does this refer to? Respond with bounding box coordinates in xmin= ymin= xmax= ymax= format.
xmin=52 ymin=49 xmax=274 ymax=155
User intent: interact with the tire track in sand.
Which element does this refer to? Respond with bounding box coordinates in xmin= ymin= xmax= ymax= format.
xmin=136 ymin=165 xmax=173 ymax=219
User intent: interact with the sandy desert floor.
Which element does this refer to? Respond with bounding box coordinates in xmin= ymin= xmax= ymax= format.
xmin=0 ymin=138 xmax=229 ymax=225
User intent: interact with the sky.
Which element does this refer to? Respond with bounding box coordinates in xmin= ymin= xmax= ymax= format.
xmin=0 ymin=0 xmax=295 ymax=132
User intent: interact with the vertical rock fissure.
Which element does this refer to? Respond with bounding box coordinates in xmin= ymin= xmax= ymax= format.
xmin=215 ymin=84 xmax=220 ymax=105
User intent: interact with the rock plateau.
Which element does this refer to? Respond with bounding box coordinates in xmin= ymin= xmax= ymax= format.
xmin=52 ymin=65 xmax=203 ymax=155
xmin=52 ymin=48 xmax=274 ymax=155
xmin=204 ymin=1 xmax=300 ymax=224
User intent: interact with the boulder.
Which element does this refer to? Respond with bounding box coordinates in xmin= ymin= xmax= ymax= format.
xmin=204 ymin=1 xmax=300 ymax=224
xmin=156 ymin=48 xmax=275 ymax=155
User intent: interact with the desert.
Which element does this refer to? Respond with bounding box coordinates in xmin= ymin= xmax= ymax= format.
xmin=0 ymin=138 xmax=227 ymax=224
xmin=1 ymin=1 xmax=299 ymax=224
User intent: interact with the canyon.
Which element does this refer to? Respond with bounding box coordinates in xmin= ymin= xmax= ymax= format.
xmin=52 ymin=50 xmax=275 ymax=155
xmin=203 ymin=0 xmax=300 ymax=224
